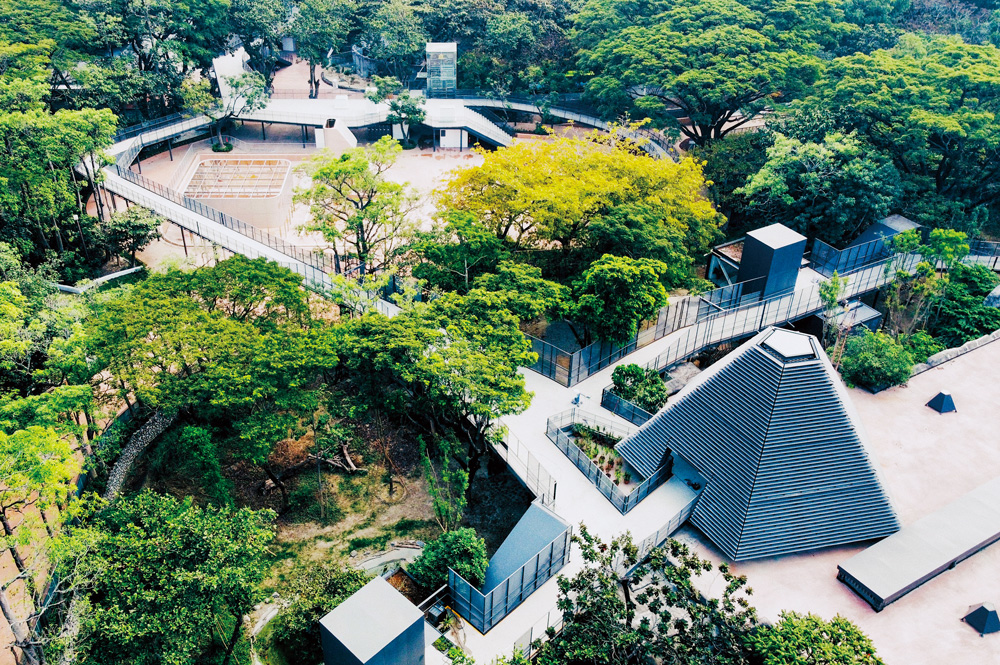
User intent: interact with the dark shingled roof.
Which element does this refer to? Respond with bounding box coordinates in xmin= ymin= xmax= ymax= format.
xmin=616 ymin=328 xmax=899 ymax=560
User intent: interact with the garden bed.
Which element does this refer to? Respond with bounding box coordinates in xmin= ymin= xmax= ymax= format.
xmin=566 ymin=423 xmax=636 ymax=489
xmin=545 ymin=408 xmax=672 ymax=514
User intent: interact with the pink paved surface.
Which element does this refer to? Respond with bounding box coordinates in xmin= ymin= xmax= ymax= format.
xmin=677 ymin=338 xmax=1000 ymax=664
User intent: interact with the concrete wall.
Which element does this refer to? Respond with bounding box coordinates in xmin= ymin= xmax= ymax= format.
xmin=318 ymin=119 xmax=358 ymax=152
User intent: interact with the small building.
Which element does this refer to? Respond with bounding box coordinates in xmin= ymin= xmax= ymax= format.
xmin=616 ymin=328 xmax=899 ymax=561
xmin=838 ymin=476 xmax=1000 ymax=611
xmin=425 ymin=43 xmax=457 ymax=98
xmin=320 ymin=577 xmax=434 ymax=665
xmin=736 ymin=224 xmax=807 ymax=297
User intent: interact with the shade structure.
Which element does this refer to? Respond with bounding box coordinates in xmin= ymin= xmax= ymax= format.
xmin=617 ymin=327 xmax=899 ymax=561
xmin=927 ymin=392 xmax=957 ymax=414
xmin=963 ymin=602 xmax=1000 ymax=636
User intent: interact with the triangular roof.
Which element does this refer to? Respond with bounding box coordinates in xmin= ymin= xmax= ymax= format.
xmin=964 ymin=603 xmax=1000 ymax=635
xmin=617 ymin=328 xmax=899 ymax=560
xmin=927 ymin=392 xmax=957 ymax=414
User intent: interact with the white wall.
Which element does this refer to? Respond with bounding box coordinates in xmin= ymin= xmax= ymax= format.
xmin=439 ymin=129 xmax=468 ymax=149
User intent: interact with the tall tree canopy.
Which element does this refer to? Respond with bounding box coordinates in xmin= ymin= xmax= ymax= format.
xmin=799 ymin=35 xmax=1000 ymax=233
xmin=75 ymin=491 xmax=276 ymax=665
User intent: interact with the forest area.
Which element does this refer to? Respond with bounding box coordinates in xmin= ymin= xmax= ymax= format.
xmin=3 ymin=0 xmax=1000 ymax=662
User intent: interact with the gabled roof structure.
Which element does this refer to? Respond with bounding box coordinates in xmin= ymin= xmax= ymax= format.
xmin=617 ymin=328 xmax=899 ymax=560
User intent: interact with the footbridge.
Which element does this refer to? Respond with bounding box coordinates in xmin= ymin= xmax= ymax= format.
xmin=97 ymin=49 xmax=683 ymax=317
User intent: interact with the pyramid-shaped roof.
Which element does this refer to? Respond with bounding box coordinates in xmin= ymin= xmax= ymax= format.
xmin=927 ymin=391 xmax=957 ymax=414
xmin=617 ymin=328 xmax=899 ymax=560
xmin=964 ymin=602 xmax=1000 ymax=635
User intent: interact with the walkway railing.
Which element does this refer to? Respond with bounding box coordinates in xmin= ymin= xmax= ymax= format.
xmin=600 ymin=389 xmax=655 ymax=427
xmin=491 ymin=426 xmax=557 ymax=507
xmin=544 ymin=408 xmax=673 ymax=514
xmin=448 ymin=521 xmax=572 ymax=634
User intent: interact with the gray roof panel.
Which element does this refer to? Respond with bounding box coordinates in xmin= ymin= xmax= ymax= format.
xmin=617 ymin=328 xmax=899 ymax=560
xmin=319 ymin=577 xmax=422 ymax=662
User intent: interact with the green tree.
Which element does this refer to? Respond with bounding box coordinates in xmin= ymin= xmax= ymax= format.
xmin=573 ymin=255 xmax=669 ymax=344
xmin=836 ymin=329 xmax=914 ymax=389
xmin=580 ymin=2 xmax=822 ymax=145
xmin=749 ymin=611 xmax=884 ymax=665
xmin=364 ymin=0 xmax=427 ymax=80
xmin=802 ymin=36 xmax=1000 ymax=233
xmin=534 ymin=526 xmax=757 ymax=665
xmin=387 ymin=90 xmax=426 ymax=143
xmin=421 ymin=436 xmax=469 ymax=532
xmin=75 ymin=491 xmax=276 ymax=665
xmin=297 ymin=135 xmax=415 ymax=275
xmin=610 ymin=363 xmax=668 ymax=413
xmin=333 ymin=292 xmax=535 ymax=490
xmin=88 ymin=259 xmax=324 ymax=508
xmin=473 ymin=261 xmax=571 ymax=322
xmin=292 ymin=0 xmax=352 ymax=98
xmin=229 ymin=0 xmax=288 ymax=81
xmin=268 ymin=562 xmax=371 ymax=662
xmin=181 ymin=72 xmax=269 ymax=146
xmin=928 ymin=263 xmax=1000 ymax=347
xmin=437 ymin=137 xmax=721 ymax=270
xmin=736 ymin=132 xmax=901 ymax=246
xmin=410 ymin=211 xmax=510 ymax=292
xmin=97 ymin=206 xmax=162 ymax=266
xmin=0 ymin=425 xmax=79 ymax=579
xmin=408 ymin=527 xmax=489 ymax=590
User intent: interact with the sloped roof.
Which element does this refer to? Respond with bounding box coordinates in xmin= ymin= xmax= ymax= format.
xmin=483 ymin=501 xmax=569 ymax=592
xmin=964 ymin=603 xmax=1000 ymax=635
xmin=319 ymin=577 xmax=422 ymax=662
xmin=617 ymin=328 xmax=899 ymax=560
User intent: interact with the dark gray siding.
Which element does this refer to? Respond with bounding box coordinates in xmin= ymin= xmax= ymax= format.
xmin=617 ymin=329 xmax=899 ymax=560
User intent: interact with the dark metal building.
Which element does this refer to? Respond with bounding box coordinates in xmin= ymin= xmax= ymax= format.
xmin=616 ymin=328 xmax=899 ymax=560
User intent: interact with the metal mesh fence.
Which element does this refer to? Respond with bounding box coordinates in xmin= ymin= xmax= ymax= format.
xmin=544 ymin=408 xmax=672 ymax=514
xmin=491 ymin=426 xmax=557 ymax=506
xmin=448 ymin=522 xmax=572 ymax=634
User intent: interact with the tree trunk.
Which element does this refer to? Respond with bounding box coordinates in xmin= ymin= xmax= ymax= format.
xmin=262 ymin=463 xmax=288 ymax=513
xmin=0 ymin=587 xmax=40 ymax=665
xmin=220 ymin=615 xmax=242 ymax=665
xmin=0 ymin=514 xmax=28 ymax=575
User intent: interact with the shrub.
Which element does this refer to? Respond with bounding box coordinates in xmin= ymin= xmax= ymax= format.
xmin=928 ymin=263 xmax=1000 ymax=347
xmin=408 ymin=528 xmax=488 ymax=590
xmin=212 ymin=141 xmax=234 ymax=152
xmin=749 ymin=611 xmax=884 ymax=665
xmin=899 ymin=330 xmax=944 ymax=364
xmin=836 ymin=330 xmax=913 ymax=390
xmin=269 ymin=563 xmax=371 ymax=662
xmin=611 ymin=363 xmax=669 ymax=413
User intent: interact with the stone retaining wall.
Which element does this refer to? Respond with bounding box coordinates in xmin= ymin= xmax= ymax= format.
xmin=910 ymin=329 xmax=1000 ymax=377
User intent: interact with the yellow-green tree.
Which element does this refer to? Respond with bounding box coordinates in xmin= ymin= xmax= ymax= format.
xmin=437 ymin=137 xmax=721 ymax=282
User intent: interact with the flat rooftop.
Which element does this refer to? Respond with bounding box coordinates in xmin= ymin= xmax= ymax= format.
xmin=319 ymin=576 xmax=421 ymax=662
xmin=675 ymin=337 xmax=1000 ymax=665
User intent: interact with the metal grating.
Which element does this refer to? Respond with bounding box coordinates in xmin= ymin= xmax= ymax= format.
xmin=184 ymin=158 xmax=291 ymax=199
xmin=616 ymin=328 xmax=899 ymax=560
